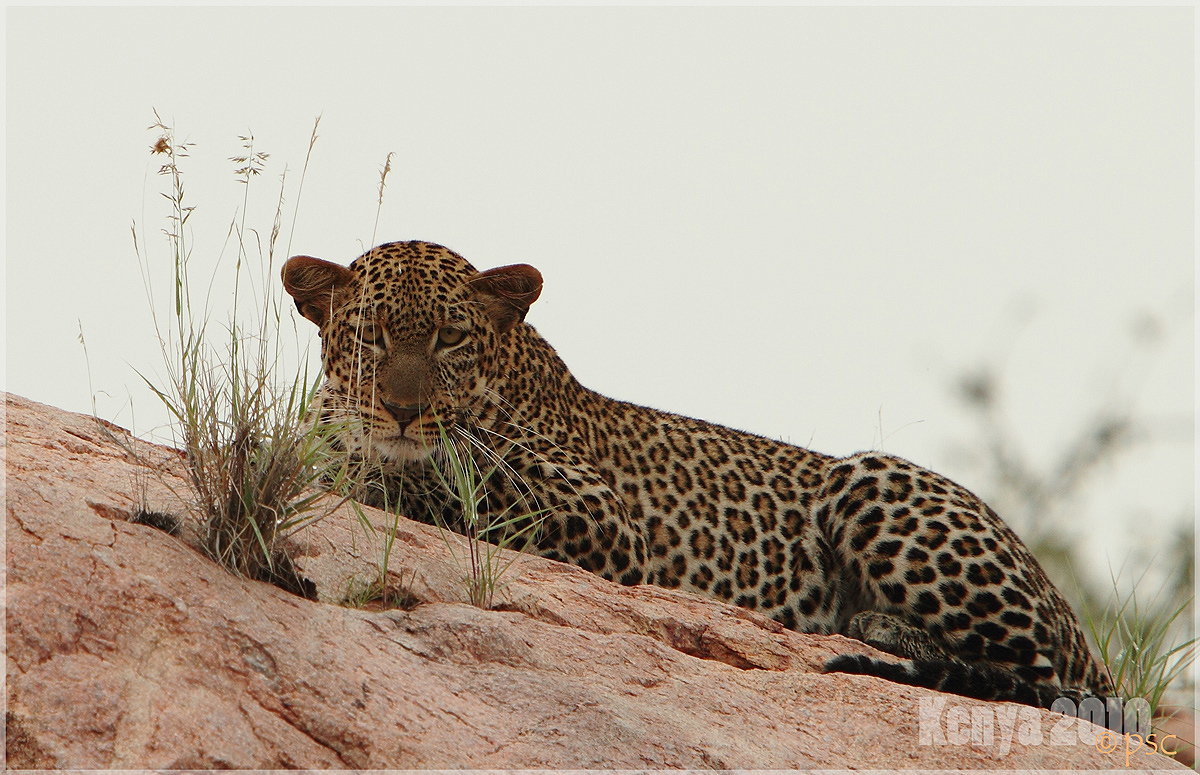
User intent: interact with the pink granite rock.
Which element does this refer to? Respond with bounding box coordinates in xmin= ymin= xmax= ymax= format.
xmin=4 ymin=393 xmax=1185 ymax=769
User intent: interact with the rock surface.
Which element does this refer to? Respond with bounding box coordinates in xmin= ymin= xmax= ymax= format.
xmin=4 ymin=392 xmax=1187 ymax=769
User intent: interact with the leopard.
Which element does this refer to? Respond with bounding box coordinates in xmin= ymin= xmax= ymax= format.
xmin=282 ymin=240 xmax=1114 ymax=711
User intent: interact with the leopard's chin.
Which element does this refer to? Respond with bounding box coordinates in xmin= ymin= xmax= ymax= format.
xmin=372 ymin=435 xmax=436 ymax=464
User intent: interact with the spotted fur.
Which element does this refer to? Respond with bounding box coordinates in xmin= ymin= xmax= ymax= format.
xmin=282 ymin=240 xmax=1113 ymax=708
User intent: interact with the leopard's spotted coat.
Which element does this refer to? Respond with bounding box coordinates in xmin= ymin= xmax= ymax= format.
xmin=282 ymin=240 xmax=1113 ymax=708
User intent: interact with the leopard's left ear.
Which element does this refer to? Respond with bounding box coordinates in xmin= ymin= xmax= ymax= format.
xmin=281 ymin=255 xmax=356 ymax=327
xmin=467 ymin=264 xmax=543 ymax=334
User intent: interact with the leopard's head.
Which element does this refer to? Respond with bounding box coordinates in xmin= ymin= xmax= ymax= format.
xmin=282 ymin=240 xmax=542 ymax=463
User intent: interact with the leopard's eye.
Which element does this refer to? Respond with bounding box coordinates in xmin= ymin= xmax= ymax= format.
xmin=352 ymin=319 xmax=385 ymax=348
xmin=434 ymin=326 xmax=466 ymax=351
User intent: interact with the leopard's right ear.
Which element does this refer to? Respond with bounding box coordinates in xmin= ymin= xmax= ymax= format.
xmin=467 ymin=264 xmax=544 ymax=334
xmin=281 ymin=255 xmax=356 ymax=327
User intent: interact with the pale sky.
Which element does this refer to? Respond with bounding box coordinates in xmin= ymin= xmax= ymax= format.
xmin=5 ymin=7 xmax=1194 ymax=593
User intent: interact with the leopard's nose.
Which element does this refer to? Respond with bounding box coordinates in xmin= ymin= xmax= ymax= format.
xmin=380 ymin=400 xmax=421 ymax=424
